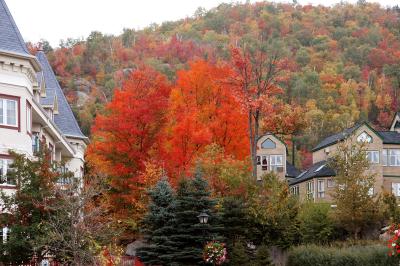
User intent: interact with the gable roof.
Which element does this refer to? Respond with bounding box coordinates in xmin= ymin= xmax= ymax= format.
xmin=390 ymin=112 xmax=400 ymax=130
xmin=258 ymin=132 xmax=286 ymax=146
xmin=289 ymin=160 xmax=335 ymax=185
xmin=286 ymin=161 xmax=301 ymax=178
xmin=0 ymin=0 xmax=30 ymax=56
xmin=312 ymin=122 xmax=383 ymax=152
xmin=36 ymin=51 xmax=87 ymax=140
xmin=378 ymin=131 xmax=400 ymax=145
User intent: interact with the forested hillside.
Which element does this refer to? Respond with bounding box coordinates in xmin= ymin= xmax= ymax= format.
xmin=31 ymin=1 xmax=400 ymax=168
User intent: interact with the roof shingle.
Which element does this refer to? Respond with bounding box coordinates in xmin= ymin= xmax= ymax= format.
xmin=378 ymin=131 xmax=400 ymax=144
xmin=36 ymin=51 xmax=87 ymax=140
xmin=286 ymin=161 xmax=301 ymax=178
xmin=289 ymin=160 xmax=335 ymax=185
xmin=312 ymin=124 xmax=360 ymax=152
xmin=0 ymin=0 xmax=30 ymax=55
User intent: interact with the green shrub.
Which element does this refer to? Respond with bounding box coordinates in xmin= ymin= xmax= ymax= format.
xmin=288 ymin=244 xmax=398 ymax=266
xmin=298 ymin=203 xmax=335 ymax=244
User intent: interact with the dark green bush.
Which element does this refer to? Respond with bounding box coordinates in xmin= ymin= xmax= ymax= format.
xmin=288 ymin=244 xmax=398 ymax=266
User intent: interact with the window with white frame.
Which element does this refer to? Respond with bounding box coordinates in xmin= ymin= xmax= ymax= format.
xmin=317 ymin=179 xmax=325 ymax=198
xmin=366 ymin=151 xmax=379 ymax=164
xmin=0 ymin=227 xmax=10 ymax=243
xmin=392 ymin=183 xmax=400 ymax=197
xmin=0 ymin=98 xmax=18 ymax=127
xmin=290 ymin=185 xmax=299 ymax=196
xmin=327 ymin=178 xmax=335 ymax=188
xmin=306 ymin=181 xmax=314 ymax=200
xmin=26 ymin=103 xmax=32 ymax=133
xmin=0 ymin=159 xmax=16 ymax=185
xmin=383 ymin=149 xmax=400 ymax=166
xmin=270 ymin=155 xmax=283 ymax=172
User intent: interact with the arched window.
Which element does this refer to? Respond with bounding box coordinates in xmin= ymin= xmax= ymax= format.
xmin=261 ymin=138 xmax=276 ymax=149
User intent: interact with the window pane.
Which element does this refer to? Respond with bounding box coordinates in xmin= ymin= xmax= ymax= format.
xmin=0 ymin=160 xmax=3 ymax=181
xmin=391 ymin=155 xmax=396 ymax=166
xmin=270 ymin=156 xmax=276 ymax=165
xmin=0 ymin=100 xmax=3 ymax=124
xmin=261 ymin=139 xmax=276 ymax=149
xmin=374 ymin=152 xmax=379 ymax=163
xmin=383 ymin=150 xmax=387 ymax=166
xmin=6 ymin=100 xmax=16 ymax=126
xmin=27 ymin=106 xmax=31 ymax=132
xmin=262 ymin=156 xmax=268 ymax=165
xmin=6 ymin=160 xmax=15 ymax=185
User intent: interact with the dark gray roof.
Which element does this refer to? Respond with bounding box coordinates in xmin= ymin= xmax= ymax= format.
xmin=39 ymin=86 xmax=56 ymax=106
xmin=286 ymin=161 xmax=301 ymax=178
xmin=378 ymin=131 xmax=400 ymax=144
xmin=0 ymin=0 xmax=30 ymax=55
xmin=36 ymin=51 xmax=87 ymax=139
xmin=289 ymin=160 xmax=335 ymax=185
xmin=312 ymin=124 xmax=360 ymax=152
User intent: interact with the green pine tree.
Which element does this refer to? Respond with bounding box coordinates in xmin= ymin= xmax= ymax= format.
xmin=137 ymin=177 xmax=177 ymax=266
xmin=253 ymin=245 xmax=272 ymax=266
xmin=229 ymin=241 xmax=251 ymax=266
xmin=168 ymin=168 xmax=220 ymax=265
xmin=220 ymin=197 xmax=249 ymax=249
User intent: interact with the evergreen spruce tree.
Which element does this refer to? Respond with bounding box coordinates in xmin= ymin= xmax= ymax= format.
xmin=168 ymin=168 xmax=219 ymax=265
xmin=137 ymin=178 xmax=177 ymax=265
xmin=253 ymin=245 xmax=272 ymax=266
xmin=229 ymin=241 xmax=250 ymax=266
xmin=220 ymin=197 xmax=249 ymax=249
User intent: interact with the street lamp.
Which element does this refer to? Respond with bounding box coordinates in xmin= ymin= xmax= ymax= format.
xmin=197 ymin=211 xmax=209 ymax=224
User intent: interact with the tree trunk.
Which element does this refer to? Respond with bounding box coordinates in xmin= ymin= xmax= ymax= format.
xmin=248 ymin=110 xmax=257 ymax=178
xmin=292 ymin=137 xmax=295 ymax=165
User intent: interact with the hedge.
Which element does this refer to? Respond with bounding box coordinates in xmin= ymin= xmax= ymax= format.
xmin=288 ymin=244 xmax=398 ymax=266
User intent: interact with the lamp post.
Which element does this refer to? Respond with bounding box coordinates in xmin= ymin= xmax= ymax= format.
xmin=198 ymin=211 xmax=210 ymax=265
xmin=198 ymin=211 xmax=209 ymax=242
xmin=197 ymin=211 xmax=209 ymax=225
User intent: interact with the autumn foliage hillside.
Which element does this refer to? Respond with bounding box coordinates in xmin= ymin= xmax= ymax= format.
xmin=30 ymin=1 xmax=400 ymax=169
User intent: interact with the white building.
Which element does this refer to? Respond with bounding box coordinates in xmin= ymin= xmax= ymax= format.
xmin=0 ymin=0 xmax=88 ymax=201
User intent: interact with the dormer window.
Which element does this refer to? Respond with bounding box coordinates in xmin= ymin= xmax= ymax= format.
xmin=357 ymin=132 xmax=372 ymax=143
xmin=261 ymin=138 xmax=276 ymax=149
xmin=314 ymin=164 xmax=325 ymax=173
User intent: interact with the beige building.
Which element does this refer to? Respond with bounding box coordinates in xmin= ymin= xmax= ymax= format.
xmin=256 ymin=133 xmax=300 ymax=181
xmin=289 ymin=116 xmax=400 ymax=203
xmin=0 ymin=0 xmax=87 ymax=240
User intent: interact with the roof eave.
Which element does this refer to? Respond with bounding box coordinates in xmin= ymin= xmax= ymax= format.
xmin=65 ymin=134 xmax=90 ymax=144
xmin=289 ymin=174 xmax=335 ymax=186
xmin=0 ymin=49 xmax=41 ymax=72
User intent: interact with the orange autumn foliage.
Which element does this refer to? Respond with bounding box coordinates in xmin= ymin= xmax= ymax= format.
xmin=162 ymin=61 xmax=249 ymax=177
xmin=87 ymin=67 xmax=171 ymax=223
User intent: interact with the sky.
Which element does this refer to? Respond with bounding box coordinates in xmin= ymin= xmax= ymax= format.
xmin=5 ymin=0 xmax=399 ymax=47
